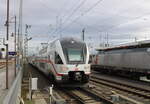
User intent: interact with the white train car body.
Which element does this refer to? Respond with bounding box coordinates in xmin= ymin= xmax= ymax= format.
xmin=30 ymin=37 xmax=90 ymax=85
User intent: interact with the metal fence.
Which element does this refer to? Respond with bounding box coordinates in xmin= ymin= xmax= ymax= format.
xmin=3 ymin=68 xmax=23 ymax=104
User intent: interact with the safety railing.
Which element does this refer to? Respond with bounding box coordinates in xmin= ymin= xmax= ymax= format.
xmin=3 ymin=68 xmax=23 ymax=104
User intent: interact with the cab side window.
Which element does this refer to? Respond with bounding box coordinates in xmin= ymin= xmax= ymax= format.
xmin=55 ymin=52 xmax=63 ymax=64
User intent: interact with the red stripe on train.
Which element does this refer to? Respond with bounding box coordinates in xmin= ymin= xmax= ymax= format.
xmin=33 ymin=59 xmax=64 ymax=76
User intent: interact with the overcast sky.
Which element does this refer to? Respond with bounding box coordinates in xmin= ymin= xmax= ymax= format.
xmin=1 ymin=0 xmax=150 ymax=53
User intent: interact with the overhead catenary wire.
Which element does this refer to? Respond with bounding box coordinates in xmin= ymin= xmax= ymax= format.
xmin=61 ymin=0 xmax=150 ymax=37
xmin=60 ymin=0 xmax=104 ymax=34
xmin=95 ymin=13 xmax=150 ymax=45
xmin=61 ymin=0 xmax=88 ymax=25
xmin=37 ymin=0 xmax=100 ymax=43
xmin=90 ymin=12 xmax=150 ymax=35
xmin=37 ymin=0 xmax=65 ymax=42
xmin=58 ymin=0 xmax=82 ymax=19
xmin=42 ymin=0 xmax=150 ymax=43
xmin=47 ymin=0 xmax=104 ymax=43
xmin=57 ymin=0 xmax=87 ymax=38
xmin=75 ymin=8 xmax=150 ymax=35
xmin=47 ymin=0 xmax=88 ymax=42
xmin=105 ymin=13 xmax=150 ymax=32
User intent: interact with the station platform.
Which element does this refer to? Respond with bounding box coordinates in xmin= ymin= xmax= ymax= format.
xmin=0 ymin=60 xmax=16 ymax=103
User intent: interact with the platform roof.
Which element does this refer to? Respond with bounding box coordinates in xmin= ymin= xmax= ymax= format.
xmin=96 ymin=40 xmax=150 ymax=51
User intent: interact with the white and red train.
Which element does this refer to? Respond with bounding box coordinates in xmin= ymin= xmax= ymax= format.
xmin=29 ymin=37 xmax=90 ymax=86
xmin=92 ymin=40 xmax=150 ymax=79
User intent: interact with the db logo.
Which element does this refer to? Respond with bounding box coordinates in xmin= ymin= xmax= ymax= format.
xmin=75 ymin=68 xmax=79 ymax=71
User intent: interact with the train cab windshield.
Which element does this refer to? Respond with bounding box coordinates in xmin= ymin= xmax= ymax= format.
xmin=60 ymin=38 xmax=87 ymax=64
xmin=67 ymin=49 xmax=84 ymax=62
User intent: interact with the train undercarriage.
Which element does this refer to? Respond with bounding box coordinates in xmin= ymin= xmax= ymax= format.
xmin=92 ymin=65 xmax=150 ymax=80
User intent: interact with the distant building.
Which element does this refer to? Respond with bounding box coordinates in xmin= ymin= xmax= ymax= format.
xmin=0 ymin=35 xmax=15 ymax=59
xmin=0 ymin=38 xmax=5 ymax=58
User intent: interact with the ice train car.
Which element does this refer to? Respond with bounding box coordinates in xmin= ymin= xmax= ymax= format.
xmin=30 ymin=37 xmax=90 ymax=86
xmin=92 ymin=40 xmax=150 ymax=79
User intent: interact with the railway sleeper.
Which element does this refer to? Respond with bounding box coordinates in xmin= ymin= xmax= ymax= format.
xmin=90 ymin=76 xmax=150 ymax=99
xmin=80 ymin=88 xmax=115 ymax=104
xmin=64 ymin=89 xmax=101 ymax=104
xmin=90 ymin=78 xmax=150 ymax=103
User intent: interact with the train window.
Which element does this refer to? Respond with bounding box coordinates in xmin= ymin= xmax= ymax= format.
xmin=88 ymin=55 xmax=92 ymax=64
xmin=67 ymin=49 xmax=84 ymax=62
xmin=55 ymin=52 xmax=63 ymax=64
xmin=48 ymin=55 xmax=50 ymax=60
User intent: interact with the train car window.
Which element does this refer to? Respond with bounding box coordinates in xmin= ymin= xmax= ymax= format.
xmin=55 ymin=52 xmax=63 ymax=64
xmin=48 ymin=55 xmax=50 ymax=60
xmin=88 ymin=55 xmax=92 ymax=64
xmin=67 ymin=49 xmax=84 ymax=62
xmin=83 ymin=45 xmax=87 ymax=62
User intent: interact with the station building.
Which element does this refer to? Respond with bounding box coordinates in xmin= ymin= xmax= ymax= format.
xmin=0 ymin=35 xmax=15 ymax=59
xmin=0 ymin=38 xmax=6 ymax=59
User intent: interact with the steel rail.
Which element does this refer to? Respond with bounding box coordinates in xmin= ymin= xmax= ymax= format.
xmin=90 ymin=75 xmax=150 ymax=103
xmin=63 ymin=89 xmax=102 ymax=104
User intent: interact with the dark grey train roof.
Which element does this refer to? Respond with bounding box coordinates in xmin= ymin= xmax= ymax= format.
xmin=96 ymin=40 xmax=150 ymax=51
xmin=60 ymin=37 xmax=86 ymax=49
xmin=59 ymin=37 xmax=84 ymax=44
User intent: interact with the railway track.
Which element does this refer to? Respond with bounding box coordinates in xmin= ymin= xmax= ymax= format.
xmin=63 ymin=88 xmax=120 ymax=104
xmin=0 ymin=60 xmax=14 ymax=69
xmin=25 ymin=64 xmax=117 ymax=104
xmin=90 ymin=73 xmax=150 ymax=104
xmin=62 ymin=88 xmax=101 ymax=104
xmin=0 ymin=62 xmax=5 ymax=68
xmin=24 ymin=64 xmax=150 ymax=104
xmin=62 ymin=86 xmax=140 ymax=104
xmin=24 ymin=64 xmax=98 ymax=104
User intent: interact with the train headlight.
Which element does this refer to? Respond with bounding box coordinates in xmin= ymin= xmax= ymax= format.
xmin=56 ymin=76 xmax=62 ymax=80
